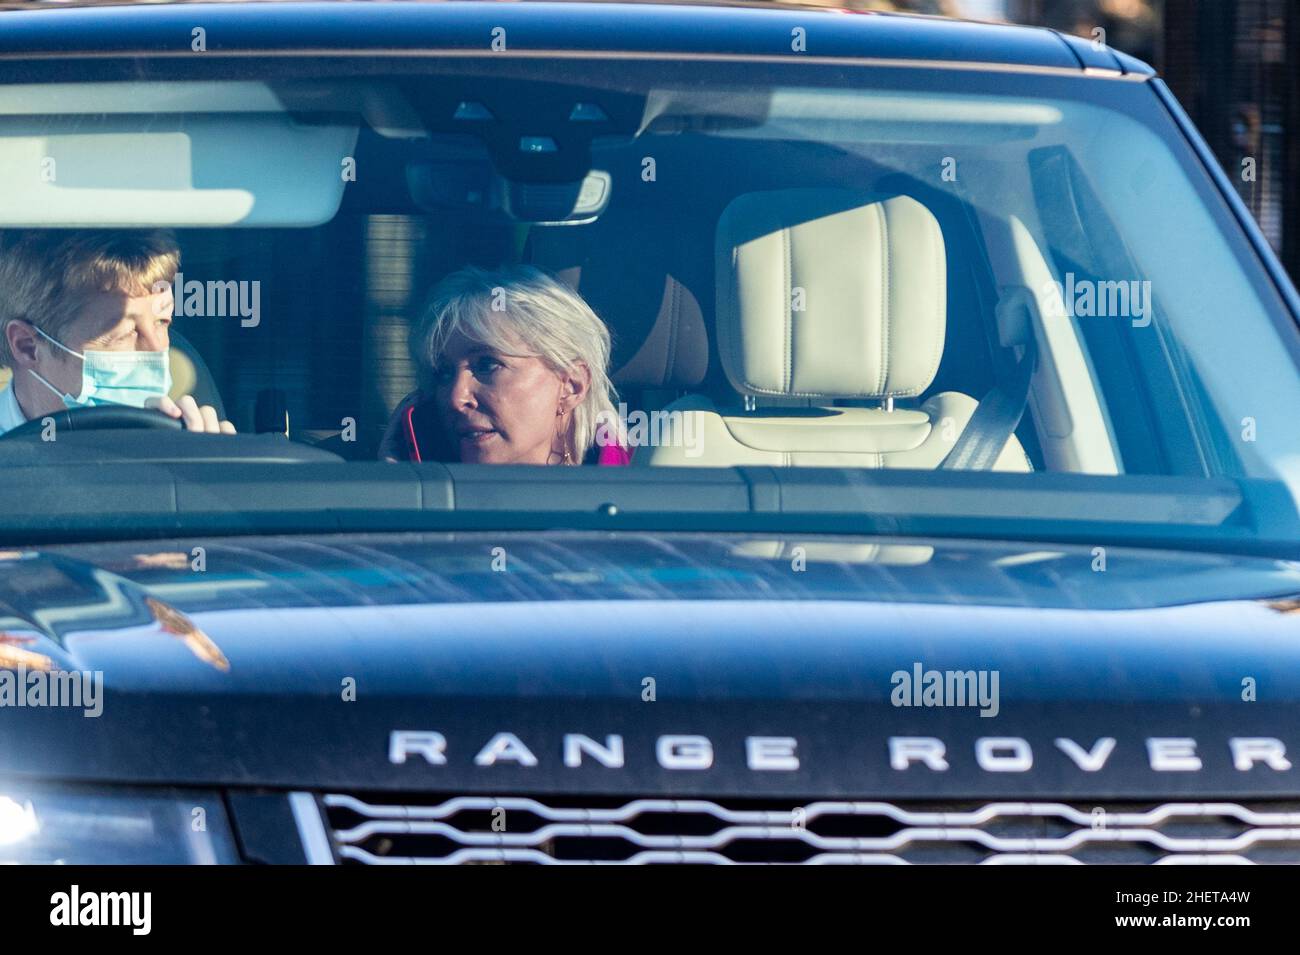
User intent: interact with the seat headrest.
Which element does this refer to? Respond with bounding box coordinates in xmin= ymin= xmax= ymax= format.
xmin=716 ymin=189 xmax=947 ymax=400
xmin=528 ymin=219 xmax=708 ymax=391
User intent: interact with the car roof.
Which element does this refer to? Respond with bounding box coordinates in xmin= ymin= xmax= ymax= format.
xmin=0 ymin=0 xmax=1154 ymax=75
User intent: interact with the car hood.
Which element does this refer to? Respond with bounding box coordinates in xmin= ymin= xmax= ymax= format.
xmin=1 ymin=531 xmax=1298 ymax=798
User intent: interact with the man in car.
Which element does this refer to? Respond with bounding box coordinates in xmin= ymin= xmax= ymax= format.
xmin=0 ymin=229 xmax=234 ymax=435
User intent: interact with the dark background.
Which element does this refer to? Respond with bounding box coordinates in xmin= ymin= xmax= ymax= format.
xmin=819 ymin=0 xmax=1300 ymax=285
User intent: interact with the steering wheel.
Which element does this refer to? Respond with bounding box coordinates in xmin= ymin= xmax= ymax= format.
xmin=0 ymin=405 xmax=184 ymax=439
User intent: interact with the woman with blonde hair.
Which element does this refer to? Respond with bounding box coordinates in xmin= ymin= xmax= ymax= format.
xmin=380 ymin=264 xmax=630 ymax=466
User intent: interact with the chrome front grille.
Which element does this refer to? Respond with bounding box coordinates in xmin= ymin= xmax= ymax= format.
xmin=317 ymin=794 xmax=1300 ymax=864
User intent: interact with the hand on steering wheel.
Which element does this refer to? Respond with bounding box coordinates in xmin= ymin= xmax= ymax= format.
xmin=0 ymin=396 xmax=236 ymax=439
xmin=144 ymin=395 xmax=237 ymax=434
xmin=0 ymin=403 xmax=182 ymax=439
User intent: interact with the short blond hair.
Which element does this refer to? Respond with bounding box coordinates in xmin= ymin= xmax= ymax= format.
xmin=412 ymin=265 xmax=618 ymax=463
xmin=0 ymin=229 xmax=180 ymax=368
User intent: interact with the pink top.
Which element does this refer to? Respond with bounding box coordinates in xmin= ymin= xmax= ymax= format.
xmin=597 ymin=443 xmax=633 ymax=467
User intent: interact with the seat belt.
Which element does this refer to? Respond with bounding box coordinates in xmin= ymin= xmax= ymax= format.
xmin=941 ymin=335 xmax=1038 ymax=471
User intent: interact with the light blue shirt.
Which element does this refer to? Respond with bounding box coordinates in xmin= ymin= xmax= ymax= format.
xmin=0 ymin=383 xmax=29 ymax=436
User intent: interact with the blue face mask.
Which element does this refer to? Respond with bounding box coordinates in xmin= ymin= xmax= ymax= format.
xmin=28 ymin=326 xmax=173 ymax=410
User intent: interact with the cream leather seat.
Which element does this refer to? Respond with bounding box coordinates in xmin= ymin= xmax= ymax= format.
xmin=635 ymin=189 xmax=1031 ymax=470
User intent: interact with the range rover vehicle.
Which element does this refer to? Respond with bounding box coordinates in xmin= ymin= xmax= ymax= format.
xmin=0 ymin=0 xmax=1298 ymax=868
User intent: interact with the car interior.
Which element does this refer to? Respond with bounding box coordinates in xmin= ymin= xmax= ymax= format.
xmin=0 ymin=63 xmax=1274 ymax=488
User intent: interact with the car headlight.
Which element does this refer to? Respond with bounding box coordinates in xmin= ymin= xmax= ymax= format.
xmin=0 ymin=786 xmax=239 ymax=864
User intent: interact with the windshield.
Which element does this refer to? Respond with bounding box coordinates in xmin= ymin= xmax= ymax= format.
xmin=1 ymin=56 xmax=1298 ymax=552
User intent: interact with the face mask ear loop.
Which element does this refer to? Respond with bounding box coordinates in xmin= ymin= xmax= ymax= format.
xmin=26 ymin=367 xmax=75 ymax=406
xmin=26 ymin=325 xmax=84 ymax=406
xmin=30 ymin=325 xmax=85 ymax=361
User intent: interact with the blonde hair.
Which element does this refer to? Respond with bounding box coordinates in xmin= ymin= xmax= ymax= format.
xmin=412 ymin=265 xmax=618 ymax=463
xmin=0 ymin=229 xmax=180 ymax=368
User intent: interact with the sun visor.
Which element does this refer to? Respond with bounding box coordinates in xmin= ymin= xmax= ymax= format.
xmin=639 ymin=87 xmax=1060 ymax=144
xmin=0 ymin=81 xmax=377 ymax=227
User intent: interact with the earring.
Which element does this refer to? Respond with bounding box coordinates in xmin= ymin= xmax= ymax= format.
xmin=555 ymin=406 xmax=573 ymax=465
